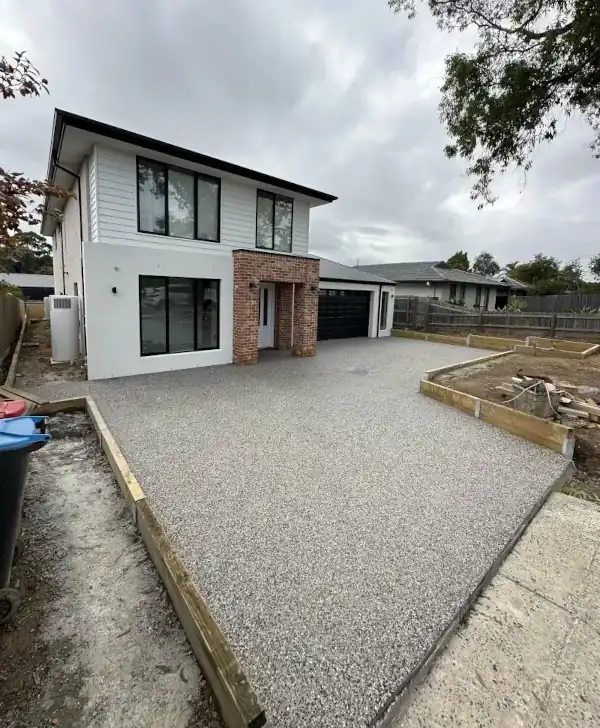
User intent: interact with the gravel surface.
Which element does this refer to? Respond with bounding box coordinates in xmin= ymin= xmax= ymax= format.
xmin=89 ymin=338 xmax=567 ymax=727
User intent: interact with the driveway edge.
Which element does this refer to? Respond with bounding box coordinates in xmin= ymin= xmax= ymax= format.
xmin=34 ymin=396 xmax=266 ymax=728
xmin=373 ymin=458 xmax=575 ymax=728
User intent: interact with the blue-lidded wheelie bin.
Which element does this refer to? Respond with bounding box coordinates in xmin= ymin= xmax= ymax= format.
xmin=0 ymin=416 xmax=51 ymax=625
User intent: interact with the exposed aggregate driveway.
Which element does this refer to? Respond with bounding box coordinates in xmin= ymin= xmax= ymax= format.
xmin=89 ymin=338 xmax=566 ymax=727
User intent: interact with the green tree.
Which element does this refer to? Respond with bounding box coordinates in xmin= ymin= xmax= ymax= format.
xmin=446 ymin=250 xmax=470 ymax=271
xmin=559 ymin=259 xmax=584 ymax=292
xmin=472 ymin=251 xmax=500 ymax=277
xmin=0 ymin=231 xmax=52 ymax=274
xmin=388 ymin=0 xmax=600 ymax=206
xmin=505 ymin=254 xmax=584 ymax=294
xmin=589 ymin=254 xmax=600 ymax=281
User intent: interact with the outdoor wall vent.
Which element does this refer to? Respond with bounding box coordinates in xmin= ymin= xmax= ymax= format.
xmin=52 ymin=297 xmax=72 ymax=309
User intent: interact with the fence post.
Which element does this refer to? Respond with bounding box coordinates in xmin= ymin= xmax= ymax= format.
xmin=478 ymin=309 xmax=483 ymax=332
xmin=550 ymin=312 xmax=557 ymax=338
xmin=406 ymin=297 xmax=413 ymax=329
xmin=423 ymin=300 xmax=431 ymax=332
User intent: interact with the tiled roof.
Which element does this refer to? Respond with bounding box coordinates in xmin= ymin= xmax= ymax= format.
xmin=318 ymin=257 xmax=395 ymax=284
xmin=357 ymin=261 xmax=509 ymax=287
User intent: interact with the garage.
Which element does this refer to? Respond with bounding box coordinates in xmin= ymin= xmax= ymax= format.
xmin=318 ymin=289 xmax=370 ymax=340
xmin=317 ymin=257 xmax=396 ymax=341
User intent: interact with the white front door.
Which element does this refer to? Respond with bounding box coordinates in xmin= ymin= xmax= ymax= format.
xmin=258 ymin=283 xmax=275 ymax=349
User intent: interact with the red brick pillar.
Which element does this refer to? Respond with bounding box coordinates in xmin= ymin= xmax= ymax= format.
xmin=292 ymin=282 xmax=318 ymax=357
xmin=233 ymin=253 xmax=260 ymax=365
xmin=276 ymin=283 xmax=293 ymax=350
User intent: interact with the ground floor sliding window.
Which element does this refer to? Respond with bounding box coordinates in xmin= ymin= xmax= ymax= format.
xmin=139 ymin=276 xmax=220 ymax=356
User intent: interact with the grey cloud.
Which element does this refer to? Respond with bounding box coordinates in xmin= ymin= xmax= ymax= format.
xmin=1 ymin=0 xmax=598 ymax=268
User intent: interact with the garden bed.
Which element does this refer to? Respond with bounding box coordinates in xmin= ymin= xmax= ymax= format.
xmin=435 ymin=353 xmax=600 ymax=503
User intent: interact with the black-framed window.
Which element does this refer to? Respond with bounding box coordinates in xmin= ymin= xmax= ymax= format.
xmin=137 ymin=157 xmax=220 ymax=242
xmin=475 ymin=285 xmax=482 ymax=307
xmin=380 ymin=291 xmax=389 ymax=330
xmin=139 ymin=276 xmax=220 ymax=356
xmin=256 ymin=190 xmax=293 ymax=252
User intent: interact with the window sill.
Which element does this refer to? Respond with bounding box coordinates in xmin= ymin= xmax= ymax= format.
xmin=137 ymin=228 xmax=220 ymax=244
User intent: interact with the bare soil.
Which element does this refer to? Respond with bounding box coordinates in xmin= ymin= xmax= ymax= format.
xmin=437 ymin=353 xmax=600 ymax=504
xmin=15 ymin=318 xmax=86 ymax=391
xmin=0 ymin=413 xmax=222 ymax=728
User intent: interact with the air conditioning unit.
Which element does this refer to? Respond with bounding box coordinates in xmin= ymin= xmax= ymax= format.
xmin=43 ymin=297 xmax=51 ymax=320
xmin=50 ymin=295 xmax=80 ymax=363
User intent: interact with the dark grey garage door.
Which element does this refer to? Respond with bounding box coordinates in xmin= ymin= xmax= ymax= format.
xmin=318 ymin=289 xmax=370 ymax=340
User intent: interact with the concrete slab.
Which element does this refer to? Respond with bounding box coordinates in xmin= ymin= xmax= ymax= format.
xmin=395 ymin=493 xmax=600 ymax=728
xmin=544 ymin=620 xmax=600 ymax=727
xmin=501 ymin=496 xmax=600 ymax=613
xmin=87 ymin=338 xmax=567 ymax=728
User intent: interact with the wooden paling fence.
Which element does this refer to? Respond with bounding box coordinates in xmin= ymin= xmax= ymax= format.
xmin=393 ymin=296 xmax=600 ymax=340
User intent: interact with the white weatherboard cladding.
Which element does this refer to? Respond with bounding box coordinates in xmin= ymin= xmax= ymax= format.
xmin=82 ymin=240 xmax=233 ymax=380
xmin=93 ymin=145 xmax=310 ymax=254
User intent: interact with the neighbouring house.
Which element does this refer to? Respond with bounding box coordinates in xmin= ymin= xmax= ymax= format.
xmin=357 ymin=261 xmax=509 ymax=311
xmin=0 ymin=273 xmax=54 ymax=300
xmin=42 ymin=110 xmax=395 ymax=380
xmin=493 ymin=274 xmax=530 ymax=309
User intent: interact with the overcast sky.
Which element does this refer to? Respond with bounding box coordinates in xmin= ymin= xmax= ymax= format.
xmin=1 ymin=0 xmax=598 ymax=269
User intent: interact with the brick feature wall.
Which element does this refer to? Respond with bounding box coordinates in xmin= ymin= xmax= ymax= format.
xmin=233 ymin=250 xmax=319 ymax=365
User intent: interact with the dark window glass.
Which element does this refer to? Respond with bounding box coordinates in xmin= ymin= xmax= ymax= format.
xmin=274 ymin=197 xmax=293 ymax=252
xmin=196 ymin=280 xmax=219 ymax=350
xmin=475 ymin=285 xmax=482 ymax=306
xmin=168 ymin=278 xmax=195 ymax=352
xmin=139 ymin=276 xmax=219 ymax=356
xmin=168 ymin=169 xmax=195 ymax=239
xmin=449 ymin=284 xmax=457 ymax=300
xmin=256 ymin=190 xmax=293 ymax=251
xmin=380 ymin=292 xmax=389 ymax=330
xmin=138 ymin=160 xmax=166 ymax=234
xmin=197 ymin=176 xmax=220 ymax=241
xmin=137 ymin=159 xmax=220 ymax=242
xmin=140 ymin=276 xmax=167 ymax=354
xmin=256 ymin=191 xmax=274 ymax=249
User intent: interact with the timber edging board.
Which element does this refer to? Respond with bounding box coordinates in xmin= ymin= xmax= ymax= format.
xmin=424 ymin=350 xmax=513 ymax=381
xmin=34 ymin=395 xmax=266 ymax=728
xmin=5 ymin=311 xmax=27 ymax=387
xmin=420 ymin=380 xmax=575 ymax=458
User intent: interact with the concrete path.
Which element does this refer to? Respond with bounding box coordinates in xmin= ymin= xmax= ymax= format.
xmin=396 ymin=492 xmax=600 ymax=728
xmin=84 ymin=338 xmax=567 ymax=727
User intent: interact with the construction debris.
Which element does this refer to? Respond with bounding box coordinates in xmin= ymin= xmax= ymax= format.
xmin=495 ymin=374 xmax=600 ymax=424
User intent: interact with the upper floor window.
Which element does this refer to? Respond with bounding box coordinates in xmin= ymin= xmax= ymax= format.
xmin=137 ymin=158 xmax=220 ymax=242
xmin=256 ymin=190 xmax=293 ymax=252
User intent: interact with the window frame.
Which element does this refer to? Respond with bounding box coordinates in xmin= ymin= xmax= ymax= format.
xmin=255 ymin=189 xmax=294 ymax=252
xmin=138 ymin=275 xmax=220 ymax=357
xmin=136 ymin=156 xmax=221 ymax=243
xmin=380 ymin=291 xmax=389 ymax=330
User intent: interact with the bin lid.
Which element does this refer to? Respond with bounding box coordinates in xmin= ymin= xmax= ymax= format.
xmin=0 ymin=400 xmax=28 ymax=419
xmin=0 ymin=416 xmax=51 ymax=452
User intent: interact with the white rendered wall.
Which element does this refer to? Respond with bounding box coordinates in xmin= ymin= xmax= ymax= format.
xmin=83 ymin=240 xmax=233 ymax=380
